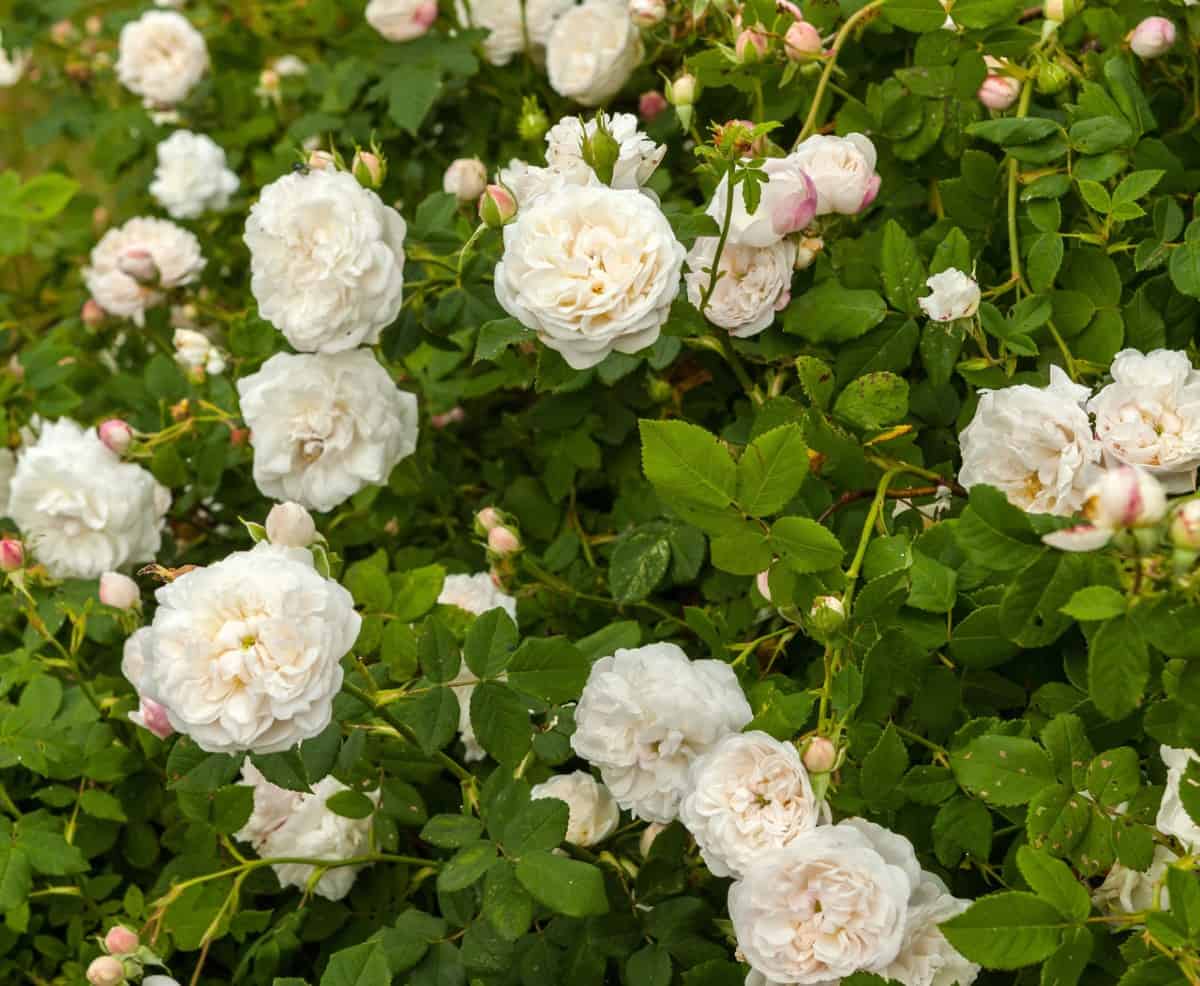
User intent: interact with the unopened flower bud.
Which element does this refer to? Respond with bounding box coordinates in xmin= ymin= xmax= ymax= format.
xmin=639 ymin=822 xmax=666 ymax=857
xmin=265 ymin=501 xmax=317 ymax=548
xmin=802 ymin=736 xmax=837 ymax=774
xmin=581 ymin=116 xmax=622 ymax=186
xmin=135 ymin=697 xmax=175 ymax=740
xmin=518 ymin=96 xmax=549 ymax=143
xmin=755 ymin=569 xmax=772 ymax=602
xmin=431 ymin=406 xmax=465 ymax=429
xmin=476 ymin=507 xmax=503 ymax=532
xmin=1171 ymin=501 xmax=1200 ymax=550
xmin=1036 ymin=61 xmax=1069 ymax=94
xmin=479 ymin=184 xmax=518 ymax=228
xmin=736 ymin=27 xmax=769 ymax=63
xmin=104 ymin=926 xmax=139 ymax=956
xmin=86 ymin=956 xmax=125 ymax=986
xmin=1043 ymin=0 xmax=1067 ymax=20
xmin=808 ymin=595 xmax=846 ymax=636
xmin=784 ymin=20 xmax=822 ymax=59
xmin=638 ymin=90 xmax=668 ymax=123
xmin=352 ymin=150 xmax=385 ymax=188
xmin=629 ymin=0 xmax=666 ymax=27
xmin=714 ymin=119 xmax=768 ymax=158
xmin=85 ymin=15 xmax=102 ymax=35
xmin=443 ymin=158 xmax=488 ymax=203
xmin=50 ymin=20 xmax=76 ymax=45
xmin=488 ymin=526 xmax=521 ymax=557
xmin=99 ymin=572 xmax=140 ymax=610
xmin=98 ymin=419 xmax=133 ymax=455
xmin=1087 ymin=466 xmax=1167 ymax=529
xmin=82 ymin=299 xmax=106 ymax=328
xmin=307 ymin=149 xmax=336 ymax=171
xmin=117 ymin=248 xmax=157 ymax=284
xmin=1130 ymin=17 xmax=1176 ymax=60
xmin=668 ymin=72 xmax=697 ymax=107
xmin=978 ymin=58 xmax=1021 ymax=110
xmin=0 ymin=539 xmax=23 ymax=573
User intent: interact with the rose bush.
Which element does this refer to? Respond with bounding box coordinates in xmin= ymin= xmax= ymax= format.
xmin=3 ymin=1 xmax=1200 ymax=985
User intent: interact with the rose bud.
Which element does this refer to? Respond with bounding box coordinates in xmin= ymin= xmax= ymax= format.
xmin=784 ymin=20 xmax=822 ymax=59
xmin=638 ymin=90 xmax=668 ymax=123
xmin=265 ymin=501 xmax=318 ymax=548
xmin=629 ymin=0 xmax=666 ymax=27
xmin=478 ymin=184 xmax=518 ymax=229
xmin=443 ymin=158 xmax=488 ymax=203
xmin=307 ymin=149 xmax=336 ymax=171
xmin=86 ymin=956 xmax=125 ymax=986
xmin=1036 ymin=61 xmax=1069 ymax=94
xmin=99 ymin=572 xmax=140 ymax=610
xmin=667 ymin=72 xmax=697 ymax=107
xmin=735 ymin=26 xmax=770 ymax=63
xmin=808 ymin=595 xmax=846 ymax=636
xmin=802 ymin=736 xmax=837 ymax=774
xmin=133 ymin=696 xmax=175 ymax=741
xmin=518 ymin=96 xmax=549 ymax=142
xmin=430 ymin=406 xmax=465 ymax=429
xmin=977 ymin=57 xmax=1021 ymax=110
xmin=639 ymin=822 xmax=666 ymax=857
xmin=351 ymin=149 xmax=386 ymax=188
xmin=1130 ymin=17 xmax=1176 ymax=60
xmin=487 ymin=526 xmax=521 ymax=557
xmin=1171 ymin=500 xmax=1200 ymax=550
xmin=81 ymin=299 xmax=106 ymax=329
xmin=476 ymin=507 xmax=503 ymax=533
xmin=117 ymin=248 xmax=158 ymax=284
xmin=97 ymin=419 xmax=133 ymax=455
xmin=104 ymin=926 xmax=139 ymax=956
xmin=50 ymin=20 xmax=77 ymax=45
xmin=1087 ymin=466 xmax=1168 ymax=530
xmin=755 ymin=569 xmax=773 ymax=602
xmin=0 ymin=539 xmax=24 ymax=573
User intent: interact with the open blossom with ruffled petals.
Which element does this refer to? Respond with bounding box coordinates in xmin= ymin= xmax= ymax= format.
xmin=456 ymin=0 xmax=573 ymax=65
xmin=498 ymin=158 xmax=582 ymax=209
xmin=131 ymin=542 xmax=360 ymax=754
xmin=237 ymin=350 xmax=419 ymax=513
xmin=707 ymin=157 xmax=817 ymax=249
xmin=1157 ymin=746 xmax=1200 ymax=852
xmin=547 ymin=0 xmax=642 ymax=107
xmin=245 ymin=170 xmax=406 ymax=353
xmin=791 ymin=133 xmax=880 ymax=216
xmin=731 ymin=818 xmax=921 ymax=985
xmin=679 ymin=731 xmax=822 ymax=878
xmin=1093 ymin=845 xmax=1175 ymax=917
xmin=878 ymin=873 xmax=980 ymax=986
xmin=84 ymin=218 xmax=205 ymax=325
xmin=116 ymin=11 xmax=208 ymax=106
xmin=959 ymin=366 xmax=1102 ymax=516
xmin=8 ymin=419 xmax=170 ymax=579
xmin=685 ymin=237 xmax=795 ymax=337
xmin=365 ymin=0 xmax=438 ymax=41
xmin=918 ymin=268 xmax=980 ymax=322
xmin=494 ymin=184 xmax=685 ymax=370
xmin=531 ymin=771 xmax=620 ymax=846
xmin=571 ymin=643 xmax=752 ymax=822
xmin=150 ymin=131 xmax=239 ymax=220
xmin=438 ymin=572 xmax=517 ymax=620
xmin=121 ymin=628 xmax=176 ymax=740
xmin=1088 ymin=348 xmax=1200 ymax=492
xmin=234 ymin=760 xmax=302 ymax=846
xmin=545 ymin=112 xmax=665 ymax=189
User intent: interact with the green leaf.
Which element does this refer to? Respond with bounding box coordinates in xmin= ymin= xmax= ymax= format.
xmin=320 ymin=940 xmax=392 ymax=986
xmin=736 ymin=424 xmax=809 ymax=517
xmin=1040 ymin=926 xmax=1093 ymax=986
xmin=79 ymin=789 xmax=127 ymax=822
xmin=880 ymin=220 xmax=927 ymax=315
xmin=608 ymin=532 xmax=672 ymax=603
xmin=883 ymin=0 xmax=949 ymax=32
xmin=470 ymin=682 xmax=530 ymax=767
xmin=1069 ymin=116 xmax=1134 ymax=155
xmin=1085 ymin=747 xmax=1141 ymax=809
xmin=999 ymin=552 xmax=1086 ymax=647
xmin=861 ymin=723 xmax=908 ymax=803
xmin=501 ymin=798 xmax=568 ymax=855
xmin=325 ymin=790 xmax=376 ymax=820
xmin=951 ymin=0 xmax=1021 ymax=28
xmin=639 ymin=419 xmax=737 ymax=510
xmin=968 ymin=118 xmax=1059 ymax=146
xmin=437 ymin=840 xmax=499 ymax=892
xmin=954 ymin=485 xmax=1042 ymax=571
xmin=384 ymin=64 xmax=441 ymax=134
xmin=770 ymin=517 xmax=845 ymax=572
xmin=408 ymin=686 xmax=460 ymax=755
xmin=475 ymin=318 xmax=532 ymax=362
xmin=0 ymin=844 xmax=30 ymax=911
xmin=941 ymin=892 xmax=1066 ymax=969
xmin=949 ymin=605 xmax=1021 ymax=669
xmin=421 ymin=814 xmax=484 ymax=849
xmin=1060 ymin=586 xmax=1126 ymax=621
xmin=833 ymin=372 xmax=909 ymax=431
xmin=951 ymin=735 xmax=1056 ymax=806
xmin=627 ymin=945 xmax=673 ymax=986
xmin=515 ymin=851 xmax=609 ymax=917
xmin=1088 ymin=616 xmax=1149 ymax=720
xmin=463 ymin=608 xmax=519 ymax=679
xmin=783 ymin=280 xmax=888 ymax=343
xmin=506 ymin=637 xmax=590 ymax=704
xmin=1015 ymin=846 xmax=1090 ymax=921
xmin=1169 ymin=242 xmax=1200 ymax=298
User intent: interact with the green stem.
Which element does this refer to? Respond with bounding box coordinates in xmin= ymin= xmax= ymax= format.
xmin=844 ymin=467 xmax=901 ymax=612
xmin=698 ymin=158 xmax=737 ymax=316
xmin=717 ymin=335 xmax=762 ymax=404
xmin=1005 ymin=79 xmax=1035 ymax=291
xmin=456 ymin=223 xmax=487 ymax=288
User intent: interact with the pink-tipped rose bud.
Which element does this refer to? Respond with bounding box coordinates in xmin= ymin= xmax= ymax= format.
xmin=351 ymin=150 xmax=385 ymax=188
xmin=104 ymin=926 xmax=139 ymax=956
xmin=629 ymin=0 xmax=667 ymax=27
xmin=431 ymin=406 xmax=465 ymax=429
xmin=86 ymin=956 xmax=125 ymax=986
xmin=82 ymin=299 xmax=106 ymax=328
xmin=98 ymin=419 xmax=133 ymax=455
xmin=0 ymin=539 xmax=24 ymax=573
xmin=808 ymin=595 xmax=846 ymax=636
xmin=51 ymin=20 xmax=76 ymax=45
xmin=784 ymin=20 xmax=823 ymax=59
xmin=117 ymin=249 xmax=157 ymax=284
xmin=443 ymin=158 xmax=488 ymax=203
xmin=99 ymin=573 xmax=140 ymax=611
xmin=639 ymin=822 xmax=666 ymax=857
xmin=487 ymin=526 xmax=521 ymax=557
xmin=736 ymin=27 xmax=769 ymax=63
xmin=265 ymin=501 xmax=317 ymax=548
xmin=1130 ymin=17 xmax=1176 ymax=60
xmin=668 ymin=73 xmax=697 ymax=107
xmin=307 ymin=149 xmax=336 ymax=171
xmin=1087 ymin=466 xmax=1167 ymax=530
xmin=476 ymin=507 xmax=502 ymax=532
xmin=638 ymin=90 xmax=668 ymax=123
xmin=802 ymin=737 xmax=837 ymax=774
xmin=1171 ymin=500 xmax=1200 ymax=550
xmin=755 ymin=569 xmax=773 ymax=602
xmin=478 ymin=184 xmax=517 ymax=229
xmin=132 ymin=697 xmax=174 ymax=741
xmin=978 ymin=57 xmax=1021 ymax=110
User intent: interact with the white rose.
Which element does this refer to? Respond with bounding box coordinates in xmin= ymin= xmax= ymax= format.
xmin=265 ymin=502 xmax=318 ymax=548
xmin=497 ymin=158 xmax=580 ymax=209
xmin=8 ymin=419 xmax=169 ymax=579
xmin=245 ymin=169 xmax=407 ymax=353
xmin=685 ymin=237 xmax=796 ymax=338
xmin=150 ymin=130 xmax=239 ymax=220
xmin=0 ymin=447 xmax=14 ymax=516
xmin=570 ymin=642 xmax=752 ymax=823
xmin=121 ymin=628 xmax=175 ymax=740
xmin=790 ymin=133 xmax=881 ymax=216
xmin=134 ymin=542 xmax=360 ymax=754
xmin=918 ymin=268 xmax=981 ymax=322
xmin=116 ymin=11 xmax=208 ymax=106
xmin=1087 ymin=348 xmax=1200 ymax=492
xmin=366 ymin=0 xmax=438 ymax=41
xmin=1093 ymin=845 xmax=1175 ymax=917
xmin=234 ymin=760 xmax=302 ymax=847
xmin=547 ymin=0 xmax=642 ymax=107
xmin=545 ymin=112 xmax=665 ymax=189
xmin=443 ymin=158 xmax=488 ymax=202
xmin=437 ymin=572 xmax=517 ymax=620
xmin=531 ymin=771 xmax=621 ymax=846
xmin=448 ymin=660 xmax=490 ymax=762
xmin=1157 ymin=746 xmax=1200 ymax=852
xmin=878 ymin=872 xmax=980 ymax=986
xmin=958 ymin=366 xmax=1103 ymax=516
xmin=84 ymin=217 xmax=206 ymax=325
xmin=495 ymin=184 xmax=685 ymax=371
xmin=0 ymin=32 xmax=30 ymax=87
xmin=678 ymin=731 xmax=823 ymax=879
xmin=457 ymin=0 xmax=574 ymax=66
xmin=706 ymin=157 xmax=818 ymax=249
xmin=173 ymin=328 xmax=226 ymax=376
xmin=237 ymin=350 xmax=419 ymax=513
xmin=729 ymin=818 xmax=921 ymax=985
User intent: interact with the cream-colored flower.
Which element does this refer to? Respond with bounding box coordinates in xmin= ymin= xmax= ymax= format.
xmin=437 ymin=572 xmax=517 ymax=620
xmin=366 ymin=0 xmax=438 ymax=41
xmin=150 ymin=130 xmax=238 ymax=219
xmin=84 ymin=217 xmax=206 ymax=325
xmin=1157 ymin=746 xmax=1200 ymax=852
xmin=531 ymin=771 xmax=621 ymax=846
xmin=1093 ymin=845 xmax=1175 ymax=917
xmin=456 ymin=0 xmax=573 ymax=65
xmin=685 ymin=237 xmax=795 ymax=337
xmin=790 ymin=133 xmax=880 ymax=216
xmin=706 ymin=157 xmax=817 ymax=249
xmin=544 ymin=112 xmax=665 ymax=189
xmin=546 ymin=0 xmax=642 ymax=106
xmin=116 ymin=11 xmax=208 ymax=106
xmin=878 ymin=872 xmax=980 ymax=986
xmin=918 ymin=268 xmax=981 ymax=322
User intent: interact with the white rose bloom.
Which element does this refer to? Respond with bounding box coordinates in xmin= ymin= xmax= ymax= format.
xmin=878 ymin=872 xmax=980 ymax=986
xmin=0 ymin=447 xmax=15 ymax=516
xmin=8 ymin=419 xmax=170 ymax=579
xmin=83 ymin=217 xmax=206 ymax=325
xmin=497 ymin=158 xmax=580 ymax=209
xmin=495 ymin=184 xmax=685 ymax=371
xmin=173 ymin=328 xmax=226 ymax=376
xmin=706 ymin=157 xmax=818 ymax=249
xmin=116 ymin=11 xmax=208 ymax=106
xmin=150 ymin=131 xmax=239 ymax=220
xmin=918 ymin=268 xmax=981 ymax=322
xmin=0 ymin=33 xmax=30 ymax=87
xmin=134 ymin=542 xmax=360 ymax=754
xmin=245 ymin=169 xmax=407 ymax=353
xmin=237 ymin=350 xmax=418 ymax=513
xmin=547 ymin=0 xmax=642 ymax=107
xmin=685 ymin=237 xmax=796 ymax=338
xmin=1087 ymin=348 xmax=1200 ymax=492
xmin=1157 ymin=746 xmax=1200 ymax=852
xmin=571 ymin=642 xmax=753 ymax=823
xmin=437 ymin=572 xmax=517 ymax=620
xmin=729 ymin=818 xmax=921 ymax=985
xmin=531 ymin=771 xmax=621 ymax=846
xmin=366 ymin=0 xmax=438 ymax=41
xmin=1093 ymin=845 xmax=1175 ymax=917
xmin=678 ymin=731 xmax=822 ymax=879
xmin=448 ymin=659 xmax=491 ymax=763
xmin=958 ymin=366 xmax=1103 ymax=516
xmin=234 ymin=760 xmax=302 ymax=847
xmin=457 ymin=0 xmax=574 ymax=66
xmin=545 ymin=112 xmax=665 ymax=189
xmin=790 ymin=133 xmax=881 ymax=216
